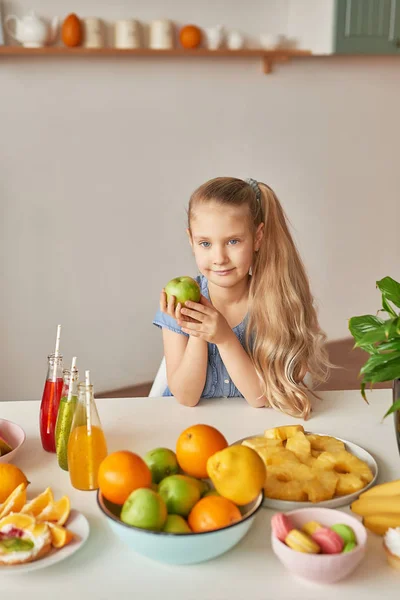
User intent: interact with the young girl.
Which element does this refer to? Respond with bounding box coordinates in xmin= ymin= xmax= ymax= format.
xmin=153 ymin=177 xmax=330 ymax=419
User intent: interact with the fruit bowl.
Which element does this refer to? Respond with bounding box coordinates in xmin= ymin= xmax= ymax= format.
xmin=0 ymin=419 xmax=26 ymax=463
xmin=97 ymin=489 xmax=263 ymax=565
xmin=271 ymin=507 xmax=367 ymax=584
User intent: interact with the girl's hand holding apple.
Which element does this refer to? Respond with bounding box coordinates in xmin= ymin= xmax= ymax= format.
xmin=177 ymin=296 xmax=233 ymax=345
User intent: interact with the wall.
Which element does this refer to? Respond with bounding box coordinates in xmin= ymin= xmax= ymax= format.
xmin=1 ymin=0 xmax=400 ymax=401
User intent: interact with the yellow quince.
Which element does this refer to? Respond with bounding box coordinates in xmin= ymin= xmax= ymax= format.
xmin=207 ymin=445 xmax=266 ymax=506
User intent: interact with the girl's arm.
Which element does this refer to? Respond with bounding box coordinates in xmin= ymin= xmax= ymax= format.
xmin=179 ymin=297 xmax=266 ymax=408
xmin=216 ymin=332 xmax=266 ymax=408
xmin=159 ymin=290 xmax=208 ymax=406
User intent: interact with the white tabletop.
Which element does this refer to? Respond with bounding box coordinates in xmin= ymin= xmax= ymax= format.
xmin=1 ymin=390 xmax=399 ymax=599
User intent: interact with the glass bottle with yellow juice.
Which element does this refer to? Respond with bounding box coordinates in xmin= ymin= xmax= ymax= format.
xmin=68 ymin=370 xmax=107 ymax=491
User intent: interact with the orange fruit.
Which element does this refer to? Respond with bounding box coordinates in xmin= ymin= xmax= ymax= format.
xmin=0 ymin=464 xmax=29 ymax=503
xmin=21 ymin=487 xmax=54 ymax=517
xmin=37 ymin=495 xmax=70 ymax=526
xmin=47 ymin=522 xmax=74 ymax=548
xmin=0 ymin=482 xmax=27 ymax=518
xmin=98 ymin=451 xmax=152 ymax=505
xmin=62 ymin=14 xmax=82 ymax=47
xmin=0 ymin=513 xmax=36 ymax=530
xmin=176 ymin=424 xmax=228 ymax=479
xmin=188 ymin=496 xmax=242 ymax=533
xmin=179 ymin=25 xmax=202 ymax=49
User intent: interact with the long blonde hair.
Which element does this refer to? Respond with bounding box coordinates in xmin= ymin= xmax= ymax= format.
xmin=188 ymin=177 xmax=330 ymax=419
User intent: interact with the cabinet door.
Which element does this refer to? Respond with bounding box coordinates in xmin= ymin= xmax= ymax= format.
xmin=335 ymin=0 xmax=400 ymax=54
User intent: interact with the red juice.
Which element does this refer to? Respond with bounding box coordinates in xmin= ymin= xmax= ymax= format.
xmin=39 ymin=353 xmax=63 ymax=452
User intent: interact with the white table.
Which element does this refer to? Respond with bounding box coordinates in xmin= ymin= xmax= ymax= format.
xmin=1 ymin=390 xmax=399 ymax=599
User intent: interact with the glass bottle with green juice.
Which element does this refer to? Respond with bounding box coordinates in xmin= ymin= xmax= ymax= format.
xmin=55 ymin=357 xmax=79 ymax=471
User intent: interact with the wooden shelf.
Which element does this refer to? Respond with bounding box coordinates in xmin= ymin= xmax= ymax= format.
xmin=0 ymin=46 xmax=312 ymax=74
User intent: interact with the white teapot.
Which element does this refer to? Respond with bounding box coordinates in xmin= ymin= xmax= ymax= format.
xmin=5 ymin=10 xmax=59 ymax=47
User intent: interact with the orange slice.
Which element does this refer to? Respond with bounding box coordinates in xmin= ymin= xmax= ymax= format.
xmin=0 ymin=483 xmax=28 ymax=519
xmin=47 ymin=522 xmax=74 ymax=548
xmin=21 ymin=487 xmax=54 ymax=517
xmin=37 ymin=495 xmax=70 ymax=526
xmin=0 ymin=512 xmax=36 ymax=530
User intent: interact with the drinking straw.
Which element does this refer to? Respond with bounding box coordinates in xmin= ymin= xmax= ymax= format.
xmin=67 ymin=356 xmax=77 ymax=402
xmin=85 ymin=370 xmax=92 ymax=436
xmin=54 ymin=324 xmax=61 ymax=357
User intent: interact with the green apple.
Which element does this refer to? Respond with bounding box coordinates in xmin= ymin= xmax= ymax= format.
xmin=164 ymin=276 xmax=200 ymax=306
xmin=163 ymin=515 xmax=192 ymax=534
xmin=144 ymin=447 xmax=180 ymax=484
xmin=158 ymin=475 xmax=200 ymax=517
xmin=120 ymin=489 xmax=167 ymax=531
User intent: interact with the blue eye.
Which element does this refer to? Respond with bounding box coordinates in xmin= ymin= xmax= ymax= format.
xmin=199 ymin=241 xmax=211 ymax=248
xmin=228 ymin=239 xmax=239 ymax=245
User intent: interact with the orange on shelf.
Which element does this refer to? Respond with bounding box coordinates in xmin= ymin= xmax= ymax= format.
xmin=188 ymin=495 xmax=241 ymax=532
xmin=179 ymin=25 xmax=202 ymax=49
xmin=176 ymin=424 xmax=228 ymax=479
xmin=98 ymin=450 xmax=152 ymax=505
xmin=62 ymin=14 xmax=82 ymax=47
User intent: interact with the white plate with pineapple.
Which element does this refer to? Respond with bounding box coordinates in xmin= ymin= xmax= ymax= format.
xmin=233 ymin=425 xmax=378 ymax=510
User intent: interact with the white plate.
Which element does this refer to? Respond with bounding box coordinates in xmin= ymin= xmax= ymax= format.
xmin=233 ymin=432 xmax=378 ymax=510
xmin=0 ymin=510 xmax=89 ymax=574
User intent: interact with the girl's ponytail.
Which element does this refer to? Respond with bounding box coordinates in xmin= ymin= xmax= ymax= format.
xmin=246 ymin=183 xmax=330 ymax=419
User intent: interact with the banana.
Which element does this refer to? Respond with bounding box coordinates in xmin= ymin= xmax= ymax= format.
xmin=363 ymin=514 xmax=400 ymax=536
xmin=359 ymin=479 xmax=400 ymax=499
xmin=351 ymin=495 xmax=400 ymax=517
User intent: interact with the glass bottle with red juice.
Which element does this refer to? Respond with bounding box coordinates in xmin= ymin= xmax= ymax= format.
xmin=39 ymin=353 xmax=64 ymax=452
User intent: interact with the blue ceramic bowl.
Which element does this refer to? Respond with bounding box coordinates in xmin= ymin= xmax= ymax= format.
xmin=97 ymin=490 xmax=263 ymax=565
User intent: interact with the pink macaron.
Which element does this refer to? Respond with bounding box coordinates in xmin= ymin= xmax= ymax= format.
xmin=271 ymin=513 xmax=294 ymax=543
xmin=312 ymin=527 xmax=344 ymax=554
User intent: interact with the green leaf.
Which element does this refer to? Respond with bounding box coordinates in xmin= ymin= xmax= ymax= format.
xmin=376 ymin=340 xmax=400 ymax=352
xmin=362 ymin=358 xmax=400 ymax=383
xmin=348 ymin=315 xmax=385 ymax=343
xmin=381 ymin=296 xmax=398 ymax=318
xmin=383 ymin=398 xmax=400 ymax=419
xmin=360 ymin=352 xmax=400 ymax=376
xmin=360 ymin=381 xmax=369 ymax=404
xmin=377 ymin=276 xmax=400 ymax=309
xmin=354 ymin=317 xmax=400 ymax=346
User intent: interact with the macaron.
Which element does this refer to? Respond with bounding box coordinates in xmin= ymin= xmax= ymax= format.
xmin=330 ymin=524 xmax=356 ymax=546
xmin=343 ymin=541 xmax=357 ymax=553
xmin=312 ymin=527 xmax=344 ymax=554
xmin=271 ymin=512 xmax=294 ymax=543
xmin=302 ymin=521 xmax=323 ymax=536
xmin=285 ymin=529 xmax=321 ymax=554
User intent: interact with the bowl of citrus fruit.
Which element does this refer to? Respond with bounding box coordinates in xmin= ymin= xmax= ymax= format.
xmin=96 ymin=424 xmax=265 ymax=564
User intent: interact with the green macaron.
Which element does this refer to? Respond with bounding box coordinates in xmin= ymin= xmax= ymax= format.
xmin=330 ymin=524 xmax=356 ymax=545
xmin=343 ymin=541 xmax=357 ymax=553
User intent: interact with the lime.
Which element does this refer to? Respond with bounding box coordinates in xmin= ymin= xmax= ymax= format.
xmin=186 ymin=476 xmax=210 ymax=497
xmin=120 ymin=488 xmax=167 ymax=531
xmin=144 ymin=448 xmax=180 ymax=484
xmin=158 ymin=475 xmax=200 ymax=517
xmin=163 ymin=515 xmax=192 ymax=534
xmin=203 ymin=489 xmax=220 ymax=498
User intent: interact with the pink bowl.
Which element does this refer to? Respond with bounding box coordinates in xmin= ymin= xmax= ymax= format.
xmin=0 ymin=419 xmax=26 ymax=463
xmin=271 ymin=507 xmax=367 ymax=584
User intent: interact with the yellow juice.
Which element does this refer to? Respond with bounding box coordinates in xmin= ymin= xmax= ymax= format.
xmin=68 ymin=425 xmax=108 ymax=490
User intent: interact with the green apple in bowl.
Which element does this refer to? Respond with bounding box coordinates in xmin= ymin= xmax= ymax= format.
xmin=164 ymin=276 xmax=201 ymax=306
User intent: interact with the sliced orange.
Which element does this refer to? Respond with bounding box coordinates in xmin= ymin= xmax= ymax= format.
xmin=0 ymin=512 xmax=36 ymax=530
xmin=0 ymin=482 xmax=28 ymax=519
xmin=21 ymin=487 xmax=54 ymax=517
xmin=37 ymin=495 xmax=70 ymax=526
xmin=47 ymin=522 xmax=74 ymax=548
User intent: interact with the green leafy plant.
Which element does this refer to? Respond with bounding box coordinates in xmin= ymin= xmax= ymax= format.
xmin=348 ymin=276 xmax=400 ymax=418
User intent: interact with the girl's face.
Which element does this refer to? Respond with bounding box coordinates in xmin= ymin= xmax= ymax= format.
xmin=188 ymin=201 xmax=263 ymax=289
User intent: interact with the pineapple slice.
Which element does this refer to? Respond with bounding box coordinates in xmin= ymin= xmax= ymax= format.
xmin=303 ymin=470 xmax=339 ymax=503
xmin=306 ymin=434 xmax=345 ymax=454
xmin=285 ymin=431 xmax=311 ymax=462
xmin=315 ymin=451 xmax=374 ymax=485
xmin=264 ymin=425 xmax=304 ymax=441
xmin=335 ymin=473 xmax=365 ymax=496
xmin=242 ymin=437 xmax=283 ymax=451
